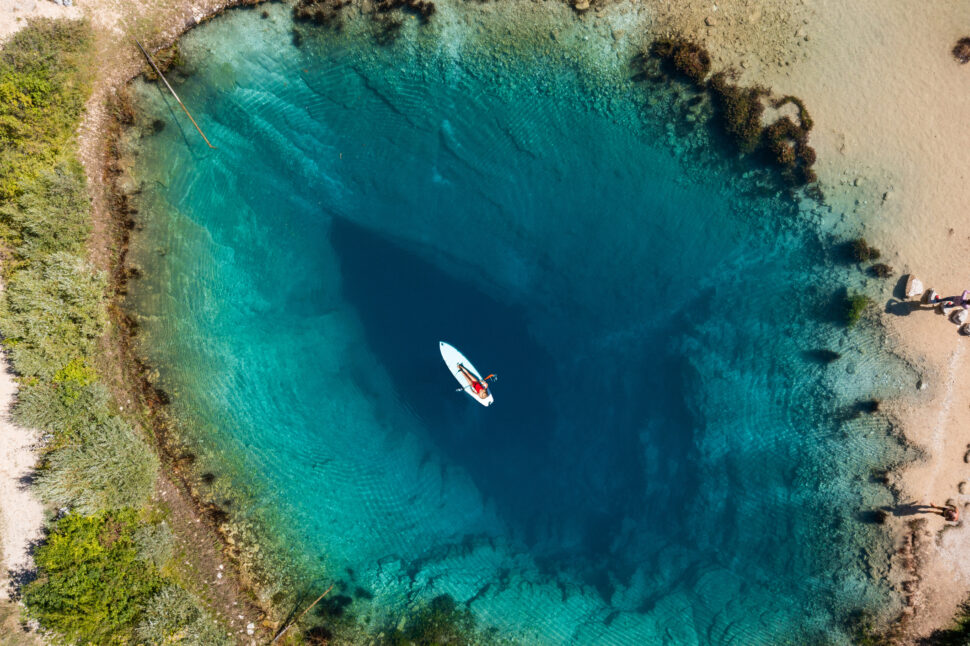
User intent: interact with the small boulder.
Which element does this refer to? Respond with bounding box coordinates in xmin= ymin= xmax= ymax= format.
xmin=573 ymin=0 xmax=590 ymax=10
xmin=961 ymin=323 xmax=970 ymax=337
xmin=938 ymin=301 xmax=955 ymax=316
xmin=952 ymin=309 xmax=969 ymax=325
xmin=904 ymin=275 xmax=924 ymax=299
xmin=922 ymin=288 xmax=939 ymax=304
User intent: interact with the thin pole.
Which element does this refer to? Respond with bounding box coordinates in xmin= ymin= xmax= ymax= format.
xmin=133 ymin=38 xmax=216 ymax=149
xmin=270 ymin=583 xmax=335 ymax=644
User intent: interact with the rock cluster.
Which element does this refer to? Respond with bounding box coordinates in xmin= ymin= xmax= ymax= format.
xmin=903 ymin=274 xmax=924 ymax=300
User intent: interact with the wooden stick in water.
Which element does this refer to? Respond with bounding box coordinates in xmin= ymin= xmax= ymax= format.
xmin=271 ymin=583 xmax=336 ymax=644
xmin=133 ymin=38 xmax=216 ymax=149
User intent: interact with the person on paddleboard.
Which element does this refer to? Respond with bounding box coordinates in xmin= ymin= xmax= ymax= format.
xmin=457 ymin=363 xmax=491 ymax=400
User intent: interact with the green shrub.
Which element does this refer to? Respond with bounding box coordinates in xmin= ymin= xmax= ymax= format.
xmin=134 ymin=520 xmax=175 ymax=571
xmin=14 ymin=381 xmax=112 ymax=439
xmin=52 ymin=357 xmax=98 ymax=403
xmin=36 ymin=415 xmax=159 ymax=514
xmin=23 ymin=510 xmax=162 ymax=644
xmin=0 ymin=251 xmax=106 ymax=380
xmin=846 ymin=293 xmax=874 ymax=327
xmin=0 ymin=161 xmax=90 ymax=261
xmin=136 ymin=586 xmax=231 ymax=646
xmin=0 ymin=19 xmax=92 ymax=203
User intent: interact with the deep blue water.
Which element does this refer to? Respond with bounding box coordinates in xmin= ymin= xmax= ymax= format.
xmin=127 ymin=4 xmax=912 ymax=643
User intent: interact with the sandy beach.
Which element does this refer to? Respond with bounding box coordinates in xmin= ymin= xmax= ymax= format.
xmin=2 ymin=0 xmax=970 ymax=641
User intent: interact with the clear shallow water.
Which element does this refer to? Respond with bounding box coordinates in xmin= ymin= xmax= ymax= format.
xmin=128 ymin=5 xmax=913 ymax=643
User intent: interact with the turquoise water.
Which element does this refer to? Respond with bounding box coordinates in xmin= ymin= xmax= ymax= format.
xmin=128 ymin=4 xmax=913 ymax=643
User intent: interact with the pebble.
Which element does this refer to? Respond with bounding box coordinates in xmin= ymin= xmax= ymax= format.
xmin=246 ymin=623 xmax=255 ymax=636
xmin=705 ymin=16 xmax=716 ymax=26
xmin=917 ymin=378 xmax=928 ymax=391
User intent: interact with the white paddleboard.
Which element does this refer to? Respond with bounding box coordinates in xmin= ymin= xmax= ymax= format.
xmin=439 ymin=341 xmax=494 ymax=407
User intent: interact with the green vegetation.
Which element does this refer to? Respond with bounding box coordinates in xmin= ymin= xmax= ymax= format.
xmin=0 ymin=20 xmax=231 ymax=645
xmin=23 ymin=511 xmax=163 ymax=644
xmin=846 ymin=293 xmax=874 ymax=327
xmin=136 ymin=586 xmax=232 ymax=646
xmin=36 ymin=413 xmax=159 ymax=513
xmin=0 ymin=21 xmax=92 ymax=202
xmin=641 ymin=39 xmax=819 ymax=187
xmin=0 ymin=251 xmax=107 ymax=379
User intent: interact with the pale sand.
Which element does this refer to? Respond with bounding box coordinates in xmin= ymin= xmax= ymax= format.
xmin=0 ymin=353 xmax=43 ymax=602
xmin=0 ymin=0 xmax=79 ymax=44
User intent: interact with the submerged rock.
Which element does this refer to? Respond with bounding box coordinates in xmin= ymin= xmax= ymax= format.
xmin=904 ymin=274 xmax=924 ymax=299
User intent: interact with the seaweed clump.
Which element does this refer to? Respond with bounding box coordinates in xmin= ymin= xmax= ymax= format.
xmin=650 ymin=37 xmax=712 ymax=85
xmin=294 ymin=0 xmax=351 ymax=28
xmin=851 ymin=237 xmax=881 ymax=262
xmin=707 ymin=71 xmax=769 ymax=154
xmin=638 ymin=38 xmax=820 ymax=187
xmin=869 ymin=262 xmax=894 ymax=278
xmin=385 ymin=595 xmax=478 ymax=645
xmin=374 ymin=0 xmax=436 ymax=24
xmin=953 ymin=37 xmax=970 ymax=64
xmin=763 ymin=97 xmax=816 ymax=185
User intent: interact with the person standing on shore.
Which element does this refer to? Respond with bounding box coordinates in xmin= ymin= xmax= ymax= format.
xmin=928 ymin=502 xmax=960 ymax=522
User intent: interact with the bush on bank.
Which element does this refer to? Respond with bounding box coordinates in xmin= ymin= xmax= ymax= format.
xmin=0 ymin=19 xmax=227 ymax=644
xmin=22 ymin=510 xmax=163 ymax=644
